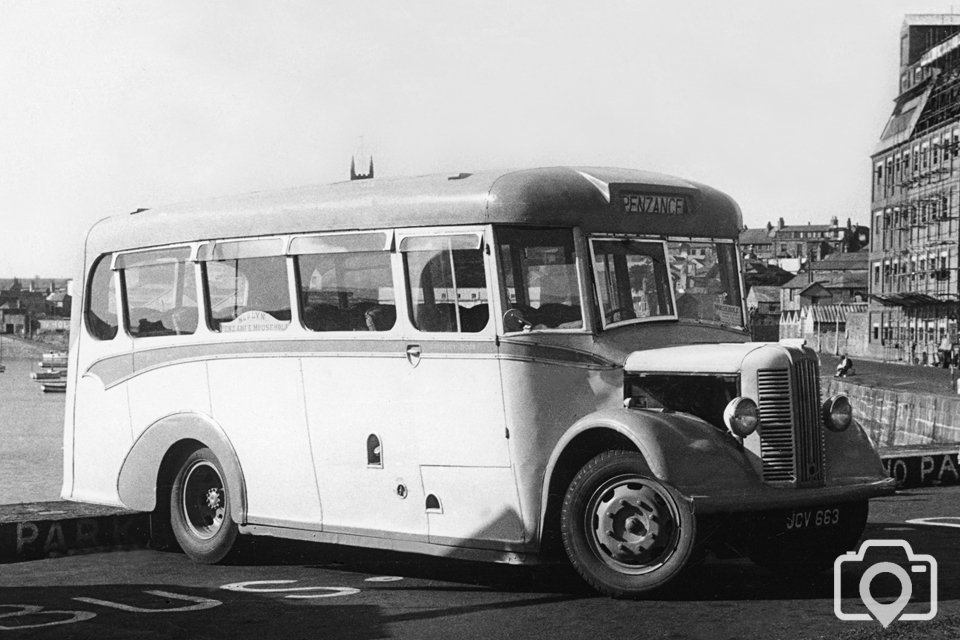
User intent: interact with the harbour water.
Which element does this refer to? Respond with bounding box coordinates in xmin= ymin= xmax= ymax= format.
xmin=0 ymin=355 xmax=65 ymax=504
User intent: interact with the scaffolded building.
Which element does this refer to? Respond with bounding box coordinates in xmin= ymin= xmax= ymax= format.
xmin=870 ymin=14 xmax=960 ymax=364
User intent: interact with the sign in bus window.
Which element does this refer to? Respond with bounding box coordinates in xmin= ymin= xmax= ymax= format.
xmin=119 ymin=248 xmax=198 ymax=338
xmin=296 ymin=251 xmax=396 ymax=332
xmin=203 ymin=256 xmax=291 ymax=332
xmin=401 ymin=235 xmax=489 ymax=333
xmin=496 ymin=227 xmax=583 ymax=332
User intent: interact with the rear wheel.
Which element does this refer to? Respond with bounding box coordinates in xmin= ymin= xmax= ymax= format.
xmin=560 ymin=451 xmax=696 ymax=598
xmin=169 ymin=447 xmax=239 ymax=563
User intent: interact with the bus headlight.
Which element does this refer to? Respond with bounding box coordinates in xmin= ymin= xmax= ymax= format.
xmin=822 ymin=394 xmax=852 ymax=432
xmin=723 ymin=397 xmax=759 ymax=437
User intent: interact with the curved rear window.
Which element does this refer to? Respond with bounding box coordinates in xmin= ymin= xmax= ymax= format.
xmin=85 ymin=255 xmax=118 ymax=340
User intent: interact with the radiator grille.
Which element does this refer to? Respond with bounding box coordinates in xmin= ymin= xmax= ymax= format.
xmin=756 ymin=360 xmax=825 ymax=486
xmin=756 ymin=369 xmax=795 ymax=482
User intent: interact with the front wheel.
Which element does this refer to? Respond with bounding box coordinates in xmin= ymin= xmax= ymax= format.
xmin=169 ymin=447 xmax=239 ymax=564
xmin=560 ymin=451 xmax=697 ymax=598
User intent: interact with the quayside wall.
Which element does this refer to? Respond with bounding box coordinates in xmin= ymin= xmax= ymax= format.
xmin=825 ymin=378 xmax=960 ymax=446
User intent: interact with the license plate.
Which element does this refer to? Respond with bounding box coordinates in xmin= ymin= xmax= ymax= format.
xmin=784 ymin=506 xmax=841 ymax=531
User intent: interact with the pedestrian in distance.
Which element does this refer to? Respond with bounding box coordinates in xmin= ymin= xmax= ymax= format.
xmin=836 ymin=354 xmax=854 ymax=377
xmin=939 ymin=332 xmax=954 ymax=370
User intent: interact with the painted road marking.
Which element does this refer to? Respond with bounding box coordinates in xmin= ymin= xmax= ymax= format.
xmin=905 ymin=517 xmax=960 ymax=529
xmin=74 ymin=590 xmax=222 ymax=613
xmin=365 ymin=576 xmax=403 ymax=582
xmin=220 ymin=580 xmax=360 ymax=599
xmin=0 ymin=604 xmax=96 ymax=630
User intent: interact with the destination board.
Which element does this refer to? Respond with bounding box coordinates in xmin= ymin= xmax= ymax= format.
xmin=619 ymin=193 xmax=688 ymax=215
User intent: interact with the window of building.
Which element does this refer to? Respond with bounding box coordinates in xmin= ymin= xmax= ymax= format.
xmin=401 ymin=234 xmax=489 ymax=333
xmin=293 ymin=232 xmax=396 ymax=332
xmin=119 ymin=247 xmax=198 ymax=338
xmin=199 ymin=239 xmax=290 ymax=332
xmin=85 ymin=254 xmax=118 ymax=340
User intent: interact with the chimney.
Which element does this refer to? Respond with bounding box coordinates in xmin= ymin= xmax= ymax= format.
xmin=777 ymin=217 xmax=785 ymax=230
xmin=830 ymin=216 xmax=838 ymax=227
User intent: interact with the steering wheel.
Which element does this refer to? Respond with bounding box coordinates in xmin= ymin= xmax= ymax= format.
xmin=605 ymin=307 xmax=633 ymax=323
xmin=503 ymin=308 xmax=532 ymax=333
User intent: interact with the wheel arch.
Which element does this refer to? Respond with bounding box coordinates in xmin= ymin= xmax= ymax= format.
xmin=117 ymin=412 xmax=247 ymax=524
xmin=538 ymin=421 xmax=649 ymax=555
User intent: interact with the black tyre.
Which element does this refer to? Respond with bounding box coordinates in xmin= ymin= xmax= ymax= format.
xmin=169 ymin=447 xmax=239 ymax=564
xmin=560 ymin=450 xmax=697 ymax=598
xmin=747 ymin=500 xmax=868 ymax=576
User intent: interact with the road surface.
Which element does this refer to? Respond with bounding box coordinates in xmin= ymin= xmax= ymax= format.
xmin=0 ymin=487 xmax=957 ymax=639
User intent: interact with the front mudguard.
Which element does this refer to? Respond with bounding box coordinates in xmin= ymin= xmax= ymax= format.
xmin=542 ymin=409 xmax=894 ymax=525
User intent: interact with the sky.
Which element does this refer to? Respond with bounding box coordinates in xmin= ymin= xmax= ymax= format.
xmin=0 ymin=0 xmax=956 ymax=277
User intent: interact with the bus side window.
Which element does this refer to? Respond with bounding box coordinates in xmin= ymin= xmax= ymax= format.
xmin=401 ymin=235 xmax=488 ymax=333
xmin=85 ymin=254 xmax=118 ymax=340
xmin=204 ymin=256 xmax=291 ymax=332
xmin=296 ymin=250 xmax=396 ymax=332
xmin=119 ymin=247 xmax=198 ymax=338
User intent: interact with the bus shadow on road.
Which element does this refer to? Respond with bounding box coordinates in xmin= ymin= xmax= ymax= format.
xmin=663 ymin=518 xmax=960 ymax=603
xmin=166 ymin=517 xmax=959 ymax=604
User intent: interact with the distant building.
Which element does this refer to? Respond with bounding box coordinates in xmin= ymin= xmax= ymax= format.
xmin=746 ymin=285 xmax=782 ymax=341
xmin=779 ymin=250 xmax=869 ymax=313
xmin=0 ymin=279 xmax=72 ymax=338
xmin=0 ymin=309 xmax=26 ymax=335
xmin=45 ymin=291 xmax=71 ymax=316
xmin=778 ymin=249 xmax=869 ymax=353
xmin=746 ymin=285 xmax=783 ymax=314
xmin=740 ymin=217 xmax=869 ymax=273
xmin=868 ymin=14 xmax=960 ymax=363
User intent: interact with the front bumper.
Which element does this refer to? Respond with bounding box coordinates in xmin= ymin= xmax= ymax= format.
xmin=688 ymin=476 xmax=896 ymax=514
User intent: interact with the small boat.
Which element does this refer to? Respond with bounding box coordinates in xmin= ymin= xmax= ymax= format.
xmin=39 ymin=352 xmax=68 ymax=368
xmin=31 ymin=369 xmax=67 ymax=381
xmin=41 ymin=381 xmax=67 ymax=393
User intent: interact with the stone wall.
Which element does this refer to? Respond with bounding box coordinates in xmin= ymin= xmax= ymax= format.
xmin=825 ymin=378 xmax=960 ymax=446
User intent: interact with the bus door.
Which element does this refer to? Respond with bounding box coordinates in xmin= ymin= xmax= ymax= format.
xmin=295 ymin=231 xmax=428 ymax=539
xmin=398 ymin=229 xmax=524 ymax=548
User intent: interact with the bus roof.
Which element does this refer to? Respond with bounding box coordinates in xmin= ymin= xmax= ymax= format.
xmin=84 ymin=166 xmax=742 ymax=258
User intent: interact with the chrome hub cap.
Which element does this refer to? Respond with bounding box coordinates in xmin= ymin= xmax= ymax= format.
xmin=182 ymin=461 xmax=226 ymax=540
xmin=586 ymin=476 xmax=680 ymax=574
